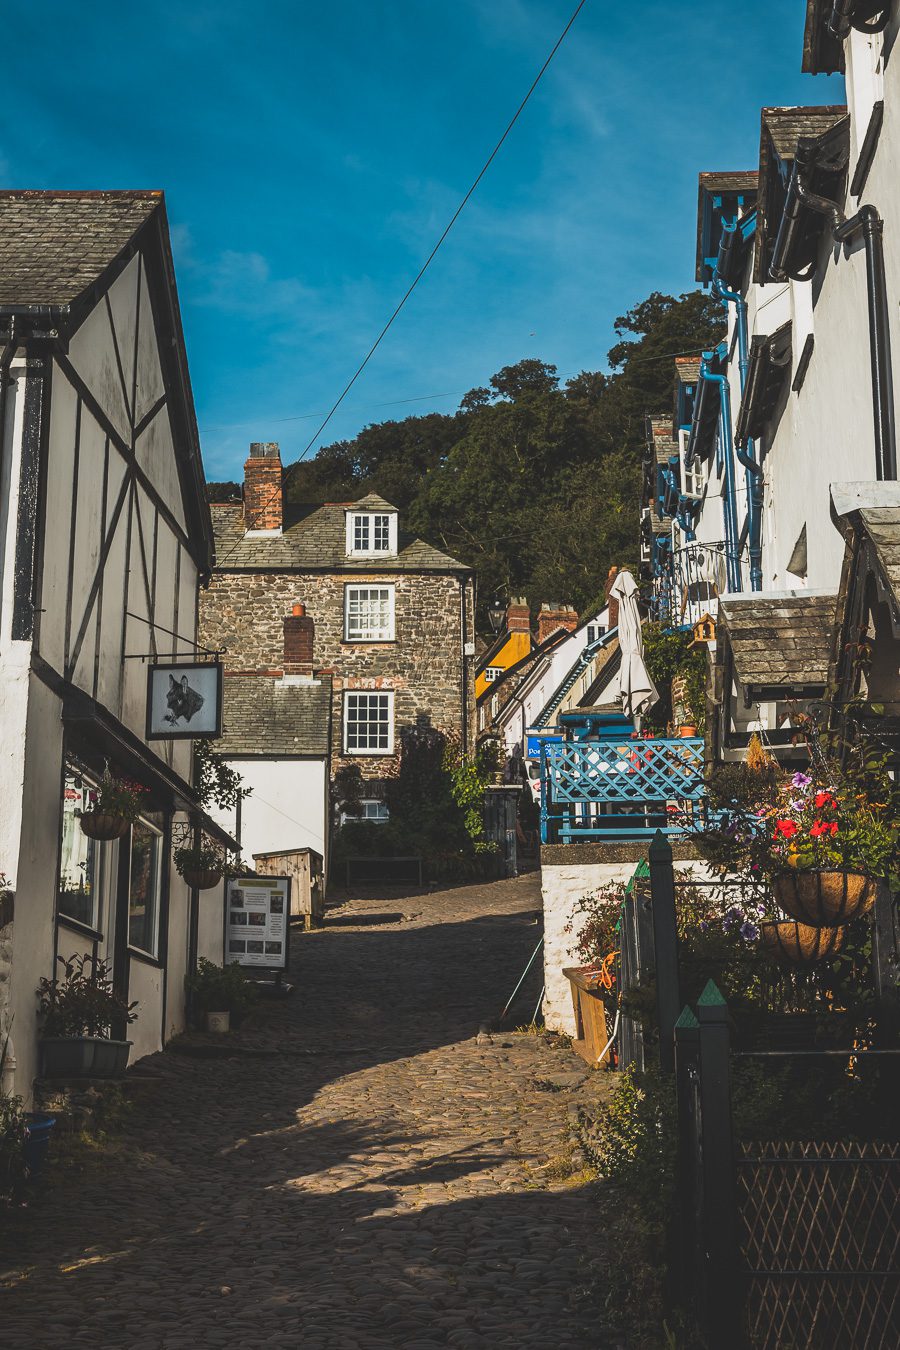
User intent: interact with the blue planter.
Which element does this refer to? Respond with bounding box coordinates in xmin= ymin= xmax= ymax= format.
xmin=23 ymin=1113 xmax=56 ymax=1177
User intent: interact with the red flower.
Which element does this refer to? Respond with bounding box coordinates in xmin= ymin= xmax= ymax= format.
xmin=814 ymin=791 xmax=837 ymax=811
xmin=810 ymin=819 xmax=838 ymax=839
xmin=774 ymin=819 xmax=799 ymax=840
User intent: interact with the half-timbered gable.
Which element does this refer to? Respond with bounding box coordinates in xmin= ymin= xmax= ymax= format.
xmin=0 ymin=191 xmax=227 ymax=1098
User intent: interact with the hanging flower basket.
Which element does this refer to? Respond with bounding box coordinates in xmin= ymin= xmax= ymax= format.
xmin=79 ymin=811 xmax=131 ymax=841
xmin=759 ymin=920 xmax=846 ymax=967
xmin=773 ymin=870 xmax=877 ymax=928
xmin=182 ymin=867 xmax=223 ymax=891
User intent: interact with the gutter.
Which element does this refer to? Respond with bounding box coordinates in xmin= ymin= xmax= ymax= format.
xmin=771 ymin=146 xmax=896 ymax=481
xmin=828 ymin=1 xmax=891 ymax=38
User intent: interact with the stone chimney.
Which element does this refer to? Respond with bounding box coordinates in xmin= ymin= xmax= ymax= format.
xmin=505 ymin=598 xmax=531 ymax=634
xmin=537 ymin=603 xmax=579 ymax=644
xmin=243 ymin=442 xmax=282 ymax=533
xmin=283 ymin=602 xmax=314 ymax=677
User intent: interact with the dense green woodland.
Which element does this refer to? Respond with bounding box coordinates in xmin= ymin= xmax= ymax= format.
xmin=209 ymin=290 xmax=724 ymax=627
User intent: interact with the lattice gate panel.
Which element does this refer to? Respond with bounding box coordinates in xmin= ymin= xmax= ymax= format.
xmin=736 ymin=1141 xmax=900 ymax=1349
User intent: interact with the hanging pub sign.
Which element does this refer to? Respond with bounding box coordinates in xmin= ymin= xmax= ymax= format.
xmin=146 ymin=661 xmax=223 ymax=740
xmin=225 ymin=876 xmax=291 ymax=971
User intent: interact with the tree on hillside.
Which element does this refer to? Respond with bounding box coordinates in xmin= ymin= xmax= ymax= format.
xmin=207 ymin=288 xmax=725 ymax=630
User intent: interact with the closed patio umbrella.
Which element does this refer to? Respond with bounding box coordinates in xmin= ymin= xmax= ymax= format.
xmin=609 ymin=570 xmax=659 ymax=720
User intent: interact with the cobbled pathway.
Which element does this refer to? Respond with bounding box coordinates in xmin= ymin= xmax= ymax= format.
xmin=0 ymin=875 xmax=613 ymax=1348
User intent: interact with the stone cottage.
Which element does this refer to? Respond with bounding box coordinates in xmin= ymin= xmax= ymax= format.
xmin=199 ymin=445 xmax=476 ymax=865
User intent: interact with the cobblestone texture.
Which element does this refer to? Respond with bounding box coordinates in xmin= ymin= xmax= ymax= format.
xmin=0 ymin=875 xmax=612 ymax=1348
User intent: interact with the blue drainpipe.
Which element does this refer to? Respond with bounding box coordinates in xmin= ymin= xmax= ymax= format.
xmin=713 ymin=226 xmax=763 ymax=592
xmin=701 ymin=355 xmax=742 ymax=594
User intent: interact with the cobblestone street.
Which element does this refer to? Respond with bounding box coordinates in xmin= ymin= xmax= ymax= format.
xmin=0 ymin=876 xmax=613 ymax=1349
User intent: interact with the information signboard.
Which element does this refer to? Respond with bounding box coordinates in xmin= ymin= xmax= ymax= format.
xmin=225 ymin=876 xmax=291 ymax=971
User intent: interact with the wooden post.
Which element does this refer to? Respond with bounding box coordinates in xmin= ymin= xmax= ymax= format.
xmin=649 ymin=830 xmax=681 ymax=1073
xmin=673 ymin=1005 xmax=700 ymax=1304
xmin=695 ymin=980 xmax=742 ymax=1346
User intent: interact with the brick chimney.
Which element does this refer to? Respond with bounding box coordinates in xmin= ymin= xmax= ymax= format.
xmin=537 ymin=603 xmax=579 ymax=644
xmin=606 ymin=565 xmax=620 ymax=629
xmin=243 ymin=442 xmax=283 ymax=533
xmin=505 ymin=598 xmax=531 ymax=634
xmin=283 ymin=602 xmax=314 ymax=677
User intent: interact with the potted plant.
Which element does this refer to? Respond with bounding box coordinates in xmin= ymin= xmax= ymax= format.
xmin=37 ymin=954 xmax=138 ymax=1078
xmin=174 ymin=840 xmax=227 ymax=890
xmin=185 ymin=957 xmax=258 ymax=1032
xmin=759 ymin=920 xmax=846 ymax=967
xmin=763 ymin=772 xmax=893 ymax=927
xmin=79 ymin=772 xmax=149 ymax=840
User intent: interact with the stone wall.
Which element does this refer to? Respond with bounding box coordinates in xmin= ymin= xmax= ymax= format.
xmin=540 ymin=842 xmax=703 ymax=1036
xmin=200 ymin=570 xmax=475 ymax=782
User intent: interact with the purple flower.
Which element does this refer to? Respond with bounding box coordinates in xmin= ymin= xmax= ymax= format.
xmin=740 ymin=921 xmax=759 ymax=942
xmin=792 ymin=772 xmax=813 ymax=790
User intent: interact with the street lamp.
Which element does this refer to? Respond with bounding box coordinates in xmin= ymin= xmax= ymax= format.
xmin=487 ymin=595 xmax=507 ymax=635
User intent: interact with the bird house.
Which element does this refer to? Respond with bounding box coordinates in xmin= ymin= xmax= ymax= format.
xmin=691 ymin=613 xmax=717 ymax=645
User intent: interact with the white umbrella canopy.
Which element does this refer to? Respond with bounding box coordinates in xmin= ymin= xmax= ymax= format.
xmin=610 ymin=570 xmax=659 ymax=720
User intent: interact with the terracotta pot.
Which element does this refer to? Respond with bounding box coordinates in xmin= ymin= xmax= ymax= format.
xmin=773 ymin=871 xmax=876 ymax=927
xmin=759 ymin=921 xmax=846 ymax=967
xmin=182 ymin=868 xmax=223 ymax=891
xmin=79 ymin=811 xmax=131 ymax=841
xmin=677 ymin=726 xmax=698 ymax=739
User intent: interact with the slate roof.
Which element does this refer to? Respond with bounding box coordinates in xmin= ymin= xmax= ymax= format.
xmin=831 ymin=482 xmax=900 ymax=618
xmin=755 ymin=107 xmax=848 ymax=282
xmin=719 ymin=591 xmax=837 ymax=693
xmin=802 ymin=0 xmax=845 ymax=75
xmin=695 ymin=172 xmax=758 ymax=282
xmin=211 ymin=502 xmax=468 ymax=572
xmin=647 ymin=414 xmax=677 ymax=465
xmin=0 ymin=190 xmax=161 ymax=308
xmin=218 ymin=674 xmax=332 ymax=757
xmin=675 ymin=356 xmax=702 ymax=386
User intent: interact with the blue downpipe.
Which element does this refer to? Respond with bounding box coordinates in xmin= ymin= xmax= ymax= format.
xmin=704 ymin=371 xmax=741 ymax=593
xmin=715 ymin=267 xmax=763 ymax=591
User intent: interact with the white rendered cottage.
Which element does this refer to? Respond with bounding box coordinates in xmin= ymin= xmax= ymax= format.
xmin=0 ymin=191 xmax=231 ymax=1100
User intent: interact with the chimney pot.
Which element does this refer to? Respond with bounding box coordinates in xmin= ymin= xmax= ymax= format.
xmin=292 ymin=603 xmax=305 ymax=617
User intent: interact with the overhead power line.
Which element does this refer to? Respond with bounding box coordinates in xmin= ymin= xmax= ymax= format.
xmin=217 ymin=0 xmax=590 ymax=564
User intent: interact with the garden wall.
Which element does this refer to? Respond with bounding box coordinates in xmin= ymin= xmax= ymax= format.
xmin=540 ymin=841 xmax=704 ymax=1035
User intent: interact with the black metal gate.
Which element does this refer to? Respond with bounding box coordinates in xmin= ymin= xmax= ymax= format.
xmin=737 ymin=1140 xmax=900 ymax=1349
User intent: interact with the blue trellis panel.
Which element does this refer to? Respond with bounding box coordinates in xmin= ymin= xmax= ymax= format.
xmin=540 ymin=737 xmax=706 ymax=843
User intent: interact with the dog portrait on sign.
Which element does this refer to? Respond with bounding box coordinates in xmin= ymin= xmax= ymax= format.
xmin=147 ymin=662 xmax=223 ymax=739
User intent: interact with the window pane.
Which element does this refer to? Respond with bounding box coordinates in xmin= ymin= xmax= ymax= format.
xmin=346 ymin=586 xmax=392 ymax=640
xmin=58 ymin=771 xmax=99 ymax=928
xmin=128 ymin=820 xmax=162 ymax=955
xmin=373 ymin=515 xmax=390 ymax=550
xmin=345 ymin=693 xmax=392 ymax=752
xmin=353 ymin=515 xmax=369 ymax=551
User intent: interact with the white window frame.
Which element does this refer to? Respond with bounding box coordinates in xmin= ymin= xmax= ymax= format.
xmin=679 ymin=428 xmax=706 ymax=499
xmin=483 ymin=666 xmax=502 ymax=683
xmin=343 ymin=691 xmax=395 ymax=755
xmin=340 ymin=799 xmax=390 ymax=826
xmin=344 ymin=584 xmax=395 ymax=642
xmin=345 ymin=511 xmax=398 ymax=558
xmin=127 ymin=816 xmax=163 ymax=958
xmin=59 ymin=767 xmax=103 ymax=930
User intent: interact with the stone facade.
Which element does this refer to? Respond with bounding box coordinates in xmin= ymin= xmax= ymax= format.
xmin=200 ymin=567 xmax=475 ymax=784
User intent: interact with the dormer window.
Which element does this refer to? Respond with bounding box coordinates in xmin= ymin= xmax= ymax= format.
xmin=346 ymin=511 xmax=397 ymax=557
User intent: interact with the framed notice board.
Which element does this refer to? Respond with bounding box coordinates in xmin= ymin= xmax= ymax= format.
xmin=225 ymin=876 xmax=291 ymax=971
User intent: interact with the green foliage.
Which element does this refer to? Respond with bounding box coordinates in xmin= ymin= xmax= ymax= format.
xmin=211 ymin=290 xmax=724 ymax=629
xmin=37 ymin=954 xmax=138 ymax=1039
xmin=186 ymin=958 xmax=258 ymax=1022
xmin=566 ymin=882 xmax=626 ymax=969
xmin=173 ymin=840 xmax=236 ymax=879
xmin=88 ymin=772 xmax=149 ymax=822
xmin=579 ymin=1066 xmax=676 ymax=1205
xmin=194 ymin=743 xmax=249 ymax=813
xmin=642 ymin=624 xmax=708 ymax=731
xmin=0 ymin=1092 xmax=28 ymax=1200
xmin=445 ymin=739 xmax=499 ymax=845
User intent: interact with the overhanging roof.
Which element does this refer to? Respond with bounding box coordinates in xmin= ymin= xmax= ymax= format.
xmin=735 ymin=322 xmax=793 ymax=447
xmin=754 ymin=107 xmax=848 ymax=284
xmin=719 ymin=590 xmax=837 ymax=695
xmin=831 ymin=481 xmax=900 ymax=616
xmin=802 ymin=0 xmax=845 ymax=74
xmin=695 ymin=171 xmax=758 ymax=284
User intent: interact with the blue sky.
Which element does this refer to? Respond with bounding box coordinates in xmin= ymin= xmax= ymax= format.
xmin=3 ymin=2 xmax=841 ymax=481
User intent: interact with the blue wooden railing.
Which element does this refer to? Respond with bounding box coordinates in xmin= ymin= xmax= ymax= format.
xmin=539 ymin=737 xmax=706 ymax=843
